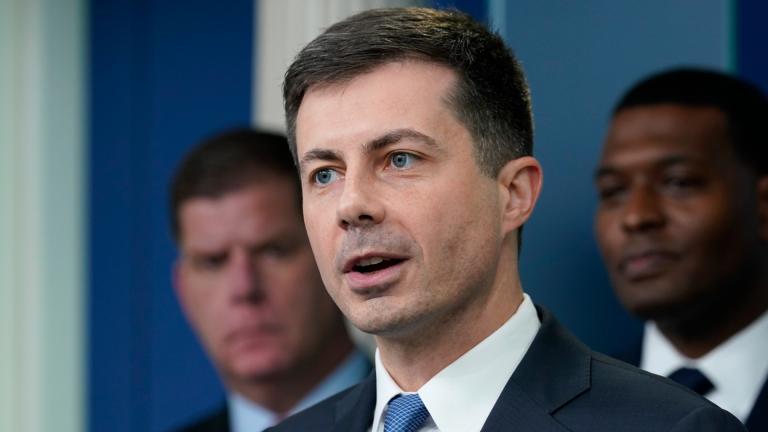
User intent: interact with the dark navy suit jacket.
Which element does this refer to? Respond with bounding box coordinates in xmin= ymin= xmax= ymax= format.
xmin=615 ymin=335 xmax=767 ymax=431
xmin=174 ymin=406 xmax=229 ymax=432
xmin=267 ymin=307 xmax=745 ymax=431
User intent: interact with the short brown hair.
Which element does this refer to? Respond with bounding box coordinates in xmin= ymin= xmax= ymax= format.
xmin=283 ymin=7 xmax=533 ymax=177
xmin=169 ymin=128 xmax=298 ymax=241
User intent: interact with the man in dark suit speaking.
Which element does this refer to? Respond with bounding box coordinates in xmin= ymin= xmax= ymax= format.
xmin=270 ymin=8 xmax=745 ymax=432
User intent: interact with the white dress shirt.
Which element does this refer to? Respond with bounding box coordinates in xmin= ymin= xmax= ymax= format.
xmin=370 ymin=294 xmax=541 ymax=432
xmin=229 ymin=349 xmax=371 ymax=432
xmin=641 ymin=310 xmax=768 ymax=422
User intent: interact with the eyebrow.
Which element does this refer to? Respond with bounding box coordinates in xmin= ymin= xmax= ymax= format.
xmin=364 ymin=128 xmax=438 ymax=152
xmin=299 ymin=128 xmax=437 ymax=172
xmin=299 ymin=149 xmax=343 ymax=172
xmin=594 ymin=154 xmax=694 ymax=180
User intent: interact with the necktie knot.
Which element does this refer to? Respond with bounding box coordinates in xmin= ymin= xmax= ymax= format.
xmin=384 ymin=393 xmax=429 ymax=432
xmin=667 ymin=367 xmax=714 ymax=396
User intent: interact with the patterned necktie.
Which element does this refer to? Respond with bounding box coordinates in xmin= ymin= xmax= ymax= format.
xmin=667 ymin=367 xmax=714 ymax=396
xmin=383 ymin=394 xmax=430 ymax=432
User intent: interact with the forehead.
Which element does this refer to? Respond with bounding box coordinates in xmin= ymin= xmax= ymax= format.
xmin=600 ymin=104 xmax=735 ymax=167
xmin=295 ymin=60 xmax=460 ymax=158
xmin=178 ymin=179 xmax=301 ymax=247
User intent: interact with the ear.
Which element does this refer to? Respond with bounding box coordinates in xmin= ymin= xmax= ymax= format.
xmin=497 ymin=156 xmax=543 ymax=236
xmin=757 ymin=175 xmax=768 ymax=241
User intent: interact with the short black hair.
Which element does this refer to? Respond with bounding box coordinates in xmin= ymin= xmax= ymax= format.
xmin=283 ymin=7 xmax=533 ymax=177
xmin=614 ymin=68 xmax=768 ymax=175
xmin=169 ymin=128 xmax=298 ymax=242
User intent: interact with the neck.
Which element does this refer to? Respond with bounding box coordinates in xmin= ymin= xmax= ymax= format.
xmin=227 ymin=330 xmax=355 ymax=415
xmin=376 ymin=265 xmax=523 ymax=391
xmin=657 ymin=269 xmax=768 ymax=358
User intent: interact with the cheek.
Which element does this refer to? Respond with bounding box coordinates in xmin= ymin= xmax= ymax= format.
xmin=594 ymin=212 xmax=622 ymax=258
xmin=179 ymin=275 xmax=228 ymax=349
xmin=668 ymin=195 xmax=752 ymax=283
xmin=274 ymin=251 xmax=331 ymax=302
xmin=418 ymin=184 xmax=496 ymax=265
xmin=303 ymin=208 xmax=336 ymax=271
xmin=271 ymin=251 xmax=322 ymax=295
xmin=674 ymin=195 xmax=737 ymax=249
xmin=274 ymin=268 xmax=340 ymax=342
xmin=686 ymin=215 xmax=742 ymax=270
xmin=181 ymin=274 xmax=213 ymax=318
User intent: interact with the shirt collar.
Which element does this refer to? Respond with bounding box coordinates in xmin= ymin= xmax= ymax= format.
xmin=230 ymin=392 xmax=277 ymax=432
xmin=292 ymin=349 xmax=371 ymax=413
xmin=230 ymin=349 xmax=371 ymax=432
xmin=641 ymin=309 xmax=768 ymax=422
xmin=372 ymin=294 xmax=541 ymax=432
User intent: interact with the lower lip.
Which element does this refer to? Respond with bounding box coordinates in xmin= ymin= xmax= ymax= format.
xmin=229 ymin=332 xmax=278 ymax=352
xmin=621 ymin=253 xmax=677 ymax=280
xmin=228 ymin=326 xmax=278 ymax=345
xmin=344 ymin=260 xmax=406 ymax=294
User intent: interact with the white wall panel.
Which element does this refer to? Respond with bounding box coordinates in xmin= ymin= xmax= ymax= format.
xmin=254 ymin=0 xmax=422 ymax=131
xmin=0 ymin=0 xmax=85 ymax=431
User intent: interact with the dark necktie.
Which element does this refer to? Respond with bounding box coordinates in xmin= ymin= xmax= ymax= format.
xmin=667 ymin=367 xmax=714 ymax=396
xmin=383 ymin=394 xmax=430 ymax=432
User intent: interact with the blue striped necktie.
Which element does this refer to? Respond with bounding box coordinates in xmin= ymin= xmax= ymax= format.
xmin=384 ymin=394 xmax=430 ymax=432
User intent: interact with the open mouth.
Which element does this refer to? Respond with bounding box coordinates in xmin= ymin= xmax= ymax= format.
xmin=342 ymin=254 xmax=409 ymax=292
xmin=352 ymin=257 xmax=404 ymax=273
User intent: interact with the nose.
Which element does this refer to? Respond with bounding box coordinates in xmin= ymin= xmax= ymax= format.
xmin=336 ymin=172 xmax=385 ymax=230
xmin=621 ymin=185 xmax=665 ymax=233
xmin=229 ymin=248 xmax=265 ymax=303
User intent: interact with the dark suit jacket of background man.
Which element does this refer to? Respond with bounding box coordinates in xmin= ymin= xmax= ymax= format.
xmin=267 ymin=307 xmax=745 ymax=432
xmin=616 ymin=338 xmax=767 ymax=431
xmin=175 ymin=358 xmax=374 ymax=432
xmin=175 ymin=407 xmax=229 ymax=432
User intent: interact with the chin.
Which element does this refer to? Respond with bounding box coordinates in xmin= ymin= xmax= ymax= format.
xmin=351 ymin=309 xmax=425 ymax=338
xmin=229 ymin=353 xmax=293 ymax=380
xmin=346 ymin=314 xmax=386 ymax=335
xmin=346 ymin=309 xmax=396 ymax=335
xmin=623 ymin=294 xmax=690 ymax=322
xmin=626 ymin=303 xmax=667 ymax=321
xmin=616 ymin=279 xmax=675 ymax=315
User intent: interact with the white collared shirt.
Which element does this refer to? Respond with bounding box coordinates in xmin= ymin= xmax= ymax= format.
xmin=641 ymin=310 xmax=768 ymax=422
xmin=230 ymin=349 xmax=371 ymax=432
xmin=370 ymin=294 xmax=541 ymax=432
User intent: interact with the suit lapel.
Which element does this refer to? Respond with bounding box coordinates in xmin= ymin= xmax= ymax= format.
xmin=482 ymin=306 xmax=590 ymax=432
xmin=480 ymin=380 xmax=572 ymax=432
xmin=332 ymin=371 xmax=377 ymax=432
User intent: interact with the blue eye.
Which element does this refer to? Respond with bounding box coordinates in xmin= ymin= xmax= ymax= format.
xmin=390 ymin=152 xmax=415 ymax=169
xmin=313 ymin=168 xmax=338 ymax=186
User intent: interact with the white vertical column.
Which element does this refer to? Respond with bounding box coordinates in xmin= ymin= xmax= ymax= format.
xmin=0 ymin=0 xmax=85 ymax=431
xmin=253 ymin=0 xmax=423 ymax=131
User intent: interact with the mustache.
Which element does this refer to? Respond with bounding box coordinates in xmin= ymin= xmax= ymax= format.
xmin=334 ymin=228 xmax=415 ymax=269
